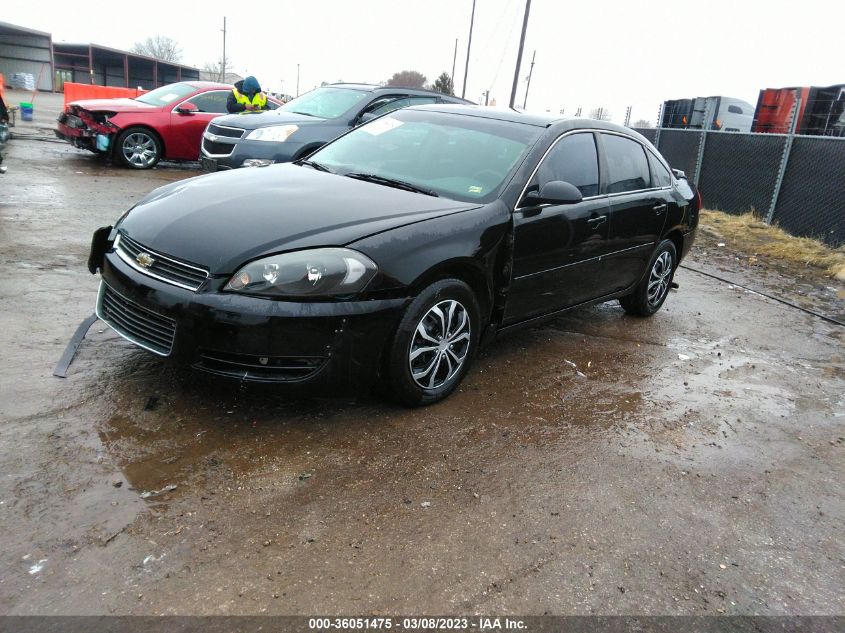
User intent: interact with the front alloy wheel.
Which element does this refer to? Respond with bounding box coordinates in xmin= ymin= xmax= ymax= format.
xmin=115 ymin=127 xmax=162 ymax=169
xmin=409 ymin=299 xmax=471 ymax=390
xmin=385 ymin=278 xmax=480 ymax=406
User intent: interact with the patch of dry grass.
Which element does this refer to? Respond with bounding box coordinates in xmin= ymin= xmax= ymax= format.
xmin=700 ymin=209 xmax=845 ymax=279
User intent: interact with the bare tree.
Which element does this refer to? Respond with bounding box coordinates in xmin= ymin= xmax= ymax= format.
xmin=589 ymin=107 xmax=612 ymax=121
xmin=432 ymin=72 xmax=454 ymax=95
xmin=633 ymin=119 xmax=653 ymax=128
xmin=203 ymin=58 xmax=233 ymax=83
xmin=131 ymin=36 xmax=183 ymax=62
xmin=386 ymin=70 xmax=427 ymax=89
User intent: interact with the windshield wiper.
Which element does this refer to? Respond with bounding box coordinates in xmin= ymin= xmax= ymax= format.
xmin=344 ymin=173 xmax=439 ymax=197
xmin=289 ymin=111 xmax=317 ymax=117
xmin=295 ymin=159 xmax=332 ymax=173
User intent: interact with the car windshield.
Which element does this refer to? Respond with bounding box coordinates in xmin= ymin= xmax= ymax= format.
xmin=135 ymin=83 xmax=199 ymax=106
xmin=309 ymin=109 xmax=541 ymax=203
xmin=279 ymin=87 xmax=369 ymax=119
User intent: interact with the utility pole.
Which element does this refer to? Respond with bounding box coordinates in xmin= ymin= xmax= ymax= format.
xmin=220 ymin=16 xmax=227 ymax=83
xmin=522 ymin=49 xmax=536 ymax=109
xmin=509 ymin=0 xmax=531 ymax=109
xmin=451 ymin=38 xmax=458 ymax=94
xmin=296 ymin=64 xmax=300 ymax=97
xmin=461 ymin=0 xmax=476 ymax=99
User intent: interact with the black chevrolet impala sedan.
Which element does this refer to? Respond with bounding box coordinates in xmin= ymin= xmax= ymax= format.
xmin=89 ymin=105 xmax=699 ymax=405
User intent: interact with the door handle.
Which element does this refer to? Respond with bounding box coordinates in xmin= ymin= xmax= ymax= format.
xmin=586 ymin=215 xmax=607 ymax=229
xmin=653 ymin=203 xmax=668 ymax=214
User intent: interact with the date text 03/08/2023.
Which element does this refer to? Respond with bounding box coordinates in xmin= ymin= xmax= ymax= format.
xmin=308 ymin=617 xmax=528 ymax=630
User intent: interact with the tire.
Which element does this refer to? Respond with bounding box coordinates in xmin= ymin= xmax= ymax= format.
xmin=619 ymin=239 xmax=677 ymax=317
xmin=115 ymin=127 xmax=162 ymax=169
xmin=385 ymin=279 xmax=480 ymax=407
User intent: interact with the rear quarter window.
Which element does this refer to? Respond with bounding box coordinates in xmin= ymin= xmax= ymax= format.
xmin=647 ymin=151 xmax=672 ymax=188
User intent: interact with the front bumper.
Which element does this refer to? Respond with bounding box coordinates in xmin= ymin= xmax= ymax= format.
xmin=56 ymin=121 xmax=108 ymax=152
xmin=97 ymin=251 xmax=408 ymax=390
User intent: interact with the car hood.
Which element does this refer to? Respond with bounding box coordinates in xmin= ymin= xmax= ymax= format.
xmin=68 ymin=98 xmax=157 ymax=113
xmin=211 ymin=109 xmax=327 ymax=130
xmin=119 ymin=164 xmax=478 ymax=274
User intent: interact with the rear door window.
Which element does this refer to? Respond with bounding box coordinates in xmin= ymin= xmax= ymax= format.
xmin=531 ymin=132 xmax=599 ymax=197
xmin=602 ymin=134 xmax=650 ymax=194
xmin=407 ymin=96 xmax=439 ymax=107
xmin=367 ymin=96 xmax=440 ymax=118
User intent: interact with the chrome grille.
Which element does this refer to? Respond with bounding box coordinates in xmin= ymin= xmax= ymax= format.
xmin=207 ymin=123 xmax=245 ymax=139
xmin=202 ymin=137 xmax=236 ymax=156
xmin=202 ymin=137 xmax=235 ymax=156
xmin=116 ymin=233 xmax=208 ymax=291
xmin=97 ymin=282 xmax=176 ymax=356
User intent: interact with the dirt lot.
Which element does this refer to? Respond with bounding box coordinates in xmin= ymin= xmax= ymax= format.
xmin=0 ymin=138 xmax=843 ymax=616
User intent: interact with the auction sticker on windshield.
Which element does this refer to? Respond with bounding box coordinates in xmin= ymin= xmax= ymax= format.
xmin=363 ymin=116 xmax=404 ymax=136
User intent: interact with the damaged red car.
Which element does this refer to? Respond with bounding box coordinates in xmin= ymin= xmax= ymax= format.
xmin=55 ymin=82 xmax=281 ymax=169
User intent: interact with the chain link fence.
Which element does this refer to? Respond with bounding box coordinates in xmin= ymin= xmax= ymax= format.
xmin=634 ymin=126 xmax=845 ymax=247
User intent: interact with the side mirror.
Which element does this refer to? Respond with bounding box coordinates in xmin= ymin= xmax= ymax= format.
xmin=672 ymin=168 xmax=687 ymax=180
xmin=176 ymin=102 xmax=199 ymax=115
xmin=524 ymin=180 xmax=583 ymax=206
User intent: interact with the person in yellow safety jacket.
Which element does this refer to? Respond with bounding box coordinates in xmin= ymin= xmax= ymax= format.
xmin=226 ymin=76 xmax=269 ymax=114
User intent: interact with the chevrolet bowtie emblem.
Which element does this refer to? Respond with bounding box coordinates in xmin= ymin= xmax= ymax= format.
xmin=136 ymin=252 xmax=155 ymax=268
xmin=208 ymin=134 xmax=218 ymax=142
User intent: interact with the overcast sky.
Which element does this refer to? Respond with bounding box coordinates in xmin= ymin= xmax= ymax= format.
xmin=5 ymin=0 xmax=841 ymax=124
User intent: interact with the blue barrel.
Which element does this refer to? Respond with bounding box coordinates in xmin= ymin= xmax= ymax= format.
xmin=20 ymin=102 xmax=34 ymax=121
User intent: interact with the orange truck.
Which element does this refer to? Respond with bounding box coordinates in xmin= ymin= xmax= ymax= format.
xmin=752 ymin=84 xmax=845 ymax=136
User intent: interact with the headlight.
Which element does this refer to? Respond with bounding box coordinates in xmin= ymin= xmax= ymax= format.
xmin=245 ymin=124 xmax=299 ymax=142
xmin=224 ymin=248 xmax=377 ymax=298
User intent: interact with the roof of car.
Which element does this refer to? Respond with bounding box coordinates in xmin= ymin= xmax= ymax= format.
xmin=325 ymin=83 xmax=471 ymax=102
xmin=407 ymin=104 xmax=649 ymax=137
xmin=183 ymin=81 xmax=232 ymax=89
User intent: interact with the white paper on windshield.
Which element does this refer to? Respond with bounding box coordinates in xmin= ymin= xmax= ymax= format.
xmin=363 ymin=116 xmax=403 ymax=136
xmin=158 ymin=93 xmax=179 ymax=103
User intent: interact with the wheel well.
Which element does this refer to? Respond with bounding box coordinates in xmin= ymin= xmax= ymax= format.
xmin=666 ymin=230 xmax=683 ymax=263
xmin=410 ymin=263 xmax=493 ymax=325
xmin=114 ymin=125 xmax=165 ymax=158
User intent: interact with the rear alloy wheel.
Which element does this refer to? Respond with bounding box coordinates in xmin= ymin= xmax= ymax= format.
xmin=116 ymin=127 xmax=162 ymax=169
xmin=619 ymin=239 xmax=677 ymax=316
xmin=385 ymin=279 xmax=480 ymax=406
